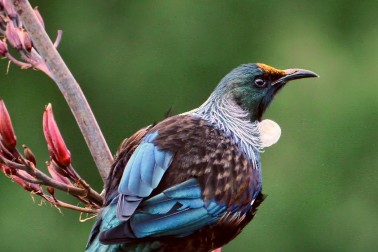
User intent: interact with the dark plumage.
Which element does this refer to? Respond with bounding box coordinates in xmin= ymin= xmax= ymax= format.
xmin=86 ymin=63 xmax=318 ymax=252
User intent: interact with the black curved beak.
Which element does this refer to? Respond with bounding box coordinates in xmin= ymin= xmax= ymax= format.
xmin=272 ymin=68 xmax=319 ymax=86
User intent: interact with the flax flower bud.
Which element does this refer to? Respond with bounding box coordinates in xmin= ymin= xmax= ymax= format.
xmin=0 ymin=99 xmax=17 ymax=150
xmin=21 ymin=31 xmax=32 ymax=52
xmin=0 ymin=40 xmax=8 ymax=55
xmin=5 ymin=22 xmax=22 ymax=50
xmin=43 ymin=104 xmax=71 ymax=166
xmin=47 ymin=160 xmax=71 ymax=186
xmin=12 ymin=170 xmax=42 ymax=194
xmin=2 ymin=0 xmax=17 ymax=19
xmin=23 ymin=145 xmax=36 ymax=166
xmin=46 ymin=186 xmax=55 ymax=196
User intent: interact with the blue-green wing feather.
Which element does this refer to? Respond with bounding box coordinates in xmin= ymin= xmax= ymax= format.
xmin=131 ymin=179 xmax=226 ymax=237
xmin=117 ymin=132 xmax=174 ymax=220
xmin=86 ymin=198 xmax=123 ymax=251
xmin=100 ymin=178 xmax=226 ymax=244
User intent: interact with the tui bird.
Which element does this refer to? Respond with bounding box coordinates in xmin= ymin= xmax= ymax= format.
xmin=86 ymin=63 xmax=318 ymax=252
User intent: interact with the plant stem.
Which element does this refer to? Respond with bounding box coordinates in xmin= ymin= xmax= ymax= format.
xmin=10 ymin=0 xmax=113 ymax=184
xmin=0 ymin=155 xmax=104 ymax=206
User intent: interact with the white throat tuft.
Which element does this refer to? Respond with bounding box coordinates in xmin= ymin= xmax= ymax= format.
xmin=258 ymin=119 xmax=281 ymax=148
xmin=185 ymin=95 xmax=264 ymax=168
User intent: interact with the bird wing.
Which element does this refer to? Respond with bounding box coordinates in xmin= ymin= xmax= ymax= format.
xmin=131 ymin=178 xmax=226 ymax=237
xmin=100 ymin=178 xmax=226 ymax=244
xmin=94 ymin=115 xmax=261 ymax=247
xmin=116 ymin=131 xmax=174 ymax=220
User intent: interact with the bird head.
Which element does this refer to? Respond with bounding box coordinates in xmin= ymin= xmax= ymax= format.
xmin=213 ymin=63 xmax=318 ymax=121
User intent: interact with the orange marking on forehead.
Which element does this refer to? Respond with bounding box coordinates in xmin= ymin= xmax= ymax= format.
xmin=257 ymin=63 xmax=286 ymax=77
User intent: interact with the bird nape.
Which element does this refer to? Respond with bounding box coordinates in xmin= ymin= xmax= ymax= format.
xmin=86 ymin=63 xmax=318 ymax=252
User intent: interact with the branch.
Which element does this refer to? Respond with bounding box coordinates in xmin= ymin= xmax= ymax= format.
xmin=1 ymin=98 xmax=104 ymax=213
xmin=10 ymin=0 xmax=113 ymax=184
xmin=0 ymin=155 xmax=103 ymax=207
xmin=41 ymin=195 xmax=100 ymax=214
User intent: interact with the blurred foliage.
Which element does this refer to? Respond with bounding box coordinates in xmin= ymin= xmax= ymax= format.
xmin=0 ymin=0 xmax=377 ymax=251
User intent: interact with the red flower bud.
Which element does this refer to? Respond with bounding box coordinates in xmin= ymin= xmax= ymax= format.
xmin=21 ymin=31 xmax=32 ymax=52
xmin=43 ymin=104 xmax=71 ymax=166
xmin=3 ymin=0 xmax=17 ymax=19
xmin=0 ymin=156 xmax=15 ymax=175
xmin=0 ymin=163 xmax=6 ymax=174
xmin=0 ymin=40 xmax=8 ymax=55
xmin=12 ymin=170 xmax=42 ymax=194
xmin=11 ymin=175 xmax=26 ymax=187
xmin=46 ymin=186 xmax=55 ymax=196
xmin=5 ymin=22 xmax=22 ymax=50
xmin=23 ymin=145 xmax=36 ymax=166
xmin=2 ymin=166 xmax=14 ymax=176
xmin=47 ymin=160 xmax=71 ymax=186
xmin=0 ymin=99 xmax=17 ymax=150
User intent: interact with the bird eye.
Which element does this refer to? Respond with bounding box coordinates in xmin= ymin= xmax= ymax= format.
xmin=254 ymin=78 xmax=266 ymax=87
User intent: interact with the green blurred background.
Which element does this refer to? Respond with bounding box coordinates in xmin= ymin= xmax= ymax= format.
xmin=0 ymin=0 xmax=377 ymax=251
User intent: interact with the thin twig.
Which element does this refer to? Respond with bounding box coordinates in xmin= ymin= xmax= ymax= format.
xmin=5 ymin=52 xmax=31 ymax=68
xmin=10 ymin=0 xmax=113 ymax=184
xmin=0 ymin=155 xmax=103 ymax=206
xmin=13 ymin=172 xmax=42 ymax=184
xmin=42 ymin=194 xmax=99 ymax=214
xmin=34 ymin=168 xmax=103 ymax=206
